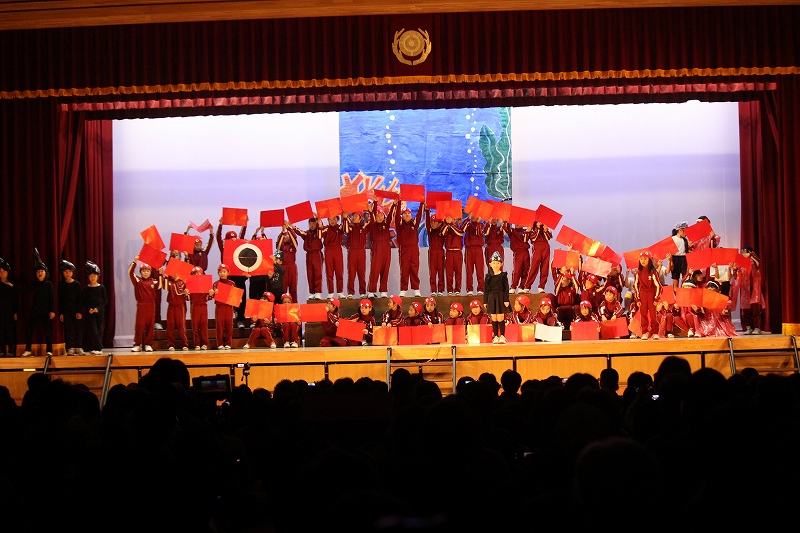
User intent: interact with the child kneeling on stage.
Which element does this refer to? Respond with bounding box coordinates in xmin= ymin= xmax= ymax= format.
xmin=319 ymin=297 xmax=349 ymax=347
xmin=347 ymin=298 xmax=375 ymax=346
xmin=243 ymin=292 xmax=277 ymax=349
xmin=279 ymin=293 xmax=301 ymax=348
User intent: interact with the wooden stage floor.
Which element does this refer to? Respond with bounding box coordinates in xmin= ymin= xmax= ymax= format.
xmin=0 ymin=334 xmax=796 ymax=404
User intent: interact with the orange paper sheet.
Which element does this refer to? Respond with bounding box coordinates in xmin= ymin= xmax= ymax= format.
xmin=571 ymin=320 xmax=601 ymax=341
xmin=315 ymin=198 xmax=344 ymax=219
xmin=337 ymin=318 xmax=366 ymax=342
xmin=274 ymin=303 xmax=300 ymax=322
xmin=164 ymin=257 xmax=193 ymax=280
xmin=466 ymin=324 xmax=493 ymax=344
xmin=221 ymin=207 xmax=248 ymax=226
xmin=245 ymin=299 xmax=274 ymax=320
xmin=552 ymin=249 xmax=581 ymax=270
xmin=426 ymin=191 xmax=452 ymax=205
xmin=137 ymin=243 xmax=167 ymax=269
xmin=140 ymin=225 xmax=165 ymax=251
xmin=214 ymin=282 xmax=244 ymax=307
xmin=535 ymin=204 xmax=562 ymax=229
xmin=372 ymin=325 xmax=398 ymax=346
xmin=436 ymin=200 xmax=462 ymax=220
xmin=299 ymin=303 xmax=328 ymax=322
xmin=684 ymin=219 xmax=713 ymax=242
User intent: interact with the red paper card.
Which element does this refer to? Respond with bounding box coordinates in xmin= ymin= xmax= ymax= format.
xmin=466 ymin=324 xmax=493 ymax=344
xmin=735 ymin=253 xmax=751 ymax=272
xmin=535 ymin=204 xmax=562 ymax=229
xmin=476 ymin=201 xmax=495 ymax=221
xmin=658 ymin=289 xmax=676 ymax=304
xmin=260 ymin=209 xmax=285 ymax=228
xmin=299 ymin=303 xmax=328 ymax=322
xmin=164 ymin=257 xmax=193 ymax=280
xmin=400 ymin=184 xmax=425 ymax=202
xmin=578 ymin=237 xmax=605 ymax=257
xmin=509 ymin=206 xmax=537 ymax=227
xmin=702 ymin=289 xmax=730 ymax=312
xmin=373 ymin=188 xmax=400 ymax=200
xmin=490 ymin=202 xmax=512 ymax=222
xmin=684 ymin=219 xmax=714 ymax=242
xmin=221 ymin=207 xmax=248 ymax=226
xmin=555 ymin=225 xmax=583 ymax=249
xmin=601 ymin=317 xmax=630 ymax=339
xmin=138 ymin=243 xmax=167 ymax=269
xmin=285 ymin=201 xmax=314 ymax=224
xmin=337 ymin=319 xmax=366 ymax=342
xmin=372 ymin=325 xmax=398 ymax=346
xmin=686 ymin=248 xmax=713 ymax=271
xmin=572 ymin=320 xmax=601 ymax=341
xmin=464 ymin=196 xmax=482 ymax=216
xmin=627 ymin=312 xmax=642 ymax=338
xmin=315 ymin=198 xmax=344 ymax=220
xmin=504 ymin=323 xmax=521 ymax=342
xmin=223 ymin=239 xmax=274 ymax=276
xmin=436 ymin=200 xmax=462 ymax=220
xmin=552 ymin=249 xmax=581 ymax=270
xmin=445 ymin=324 xmax=466 ymax=344
xmin=520 ymin=324 xmax=537 ymax=342
xmin=597 ymin=246 xmax=623 ymax=268
xmin=676 ymin=288 xmax=703 ymax=308
xmin=169 ymin=233 xmax=197 ymax=254
xmin=214 ymin=282 xmax=244 ymax=307
xmin=426 ymin=191 xmax=452 ymax=205
xmin=340 ymin=192 xmax=370 ymax=213
xmin=190 ymin=219 xmax=212 ymax=233
xmin=398 ymin=326 xmax=415 ymax=345
xmin=274 ymin=303 xmax=300 ymax=322
xmin=649 ymin=236 xmax=679 ymax=260
xmin=580 ymin=256 xmax=613 ymax=278
xmin=186 ymin=274 xmax=213 ymax=294
xmin=623 ymin=248 xmax=651 ymax=270
xmin=430 ymin=324 xmax=446 ymax=344
xmin=245 ymin=299 xmax=274 ymax=320
xmin=140 ymin=225 xmax=165 ymax=251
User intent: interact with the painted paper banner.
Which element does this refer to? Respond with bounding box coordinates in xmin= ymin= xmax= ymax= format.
xmin=221 ymin=207 xmax=248 ymax=226
xmin=223 ymin=239 xmax=274 ymax=276
xmin=140 ymin=225 xmax=165 ymax=251
xmin=189 ymin=219 xmax=212 ymax=233
xmin=445 ymin=324 xmax=466 ymax=344
xmin=505 ymin=324 xmax=536 ymax=342
xmin=649 ymin=236 xmax=679 ymax=260
xmin=535 ymin=204 xmax=563 ymax=229
xmin=186 ymin=274 xmax=213 ymax=294
xmin=578 ymin=238 xmax=604 ymax=257
xmin=534 ymin=323 xmax=562 ymax=343
xmin=684 ymin=218 xmax=714 ymax=242
xmin=400 ymin=184 xmax=425 ymax=202
xmin=601 ymin=317 xmax=630 ymax=339
xmin=245 ymin=299 xmax=274 ymax=320
xmin=285 ymin=201 xmax=315 ymax=224
xmin=337 ymin=318 xmax=366 ymax=342
xmin=426 ymin=191 xmax=452 ymax=205
xmin=137 ymin=243 xmax=167 ymax=269
xmin=274 ymin=303 xmax=301 ymax=322
xmin=169 ymin=232 xmax=198 ymax=254
xmin=214 ymin=282 xmax=244 ymax=307
xmin=552 ymin=249 xmax=581 ymax=270
xmin=580 ymin=256 xmax=613 ymax=278
xmin=597 ymin=246 xmax=623 ymax=268
xmin=299 ymin=303 xmax=328 ymax=322
xmin=372 ymin=325 xmax=398 ymax=346
xmin=436 ymin=200 xmax=462 ymax=220
xmin=373 ymin=188 xmax=400 ymax=200
xmin=260 ymin=209 xmax=285 ymax=228
xmin=430 ymin=323 xmax=446 ymax=343
xmin=315 ymin=198 xmax=343 ymax=219
xmin=164 ymin=257 xmax=193 ymax=280
xmin=340 ymin=192 xmax=370 ymax=213
xmin=571 ymin=320 xmax=600 ymax=341
xmin=467 ymin=324 xmax=493 ymax=344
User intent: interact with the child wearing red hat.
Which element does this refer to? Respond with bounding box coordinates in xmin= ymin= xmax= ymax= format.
xmin=523 ymin=221 xmax=553 ymax=294
xmin=368 ymin=201 xmax=397 ymax=298
xmin=277 ymin=220 xmax=300 ymax=304
xmin=421 ymin=296 xmax=444 ymax=326
xmin=633 ymin=251 xmax=662 ymax=340
xmin=128 ymin=255 xmax=163 ymax=353
xmin=501 ymin=221 xmax=530 ymax=294
xmin=185 ymin=223 xmax=214 ymax=273
xmin=347 ymin=298 xmax=375 ymax=346
xmin=598 ymin=286 xmax=626 ymax=322
xmin=319 ymin=296 xmax=349 ymax=347
xmin=554 ymin=270 xmax=579 ymax=325
xmin=319 ymin=216 xmax=346 ymax=299
xmin=395 ymin=198 xmax=425 ymax=298
xmin=244 ymin=292 xmax=277 ymax=349
xmin=571 ymin=300 xmax=601 ymax=333
xmin=381 ymin=294 xmax=404 ymax=326
xmin=441 ymin=215 xmax=465 ymax=295
xmin=189 ymin=266 xmax=213 ymax=350
xmin=343 ymin=211 xmax=369 ymax=298
xmin=164 ymin=267 xmax=190 ymax=352
xmin=290 ymin=216 xmax=324 ymax=300
xmin=461 ymin=213 xmax=486 ymax=296
xmin=279 ymin=293 xmax=301 ymax=347
xmin=445 ymin=302 xmax=465 ymax=325
xmin=213 ymin=263 xmax=237 ymax=349
xmin=403 ymin=301 xmax=425 ymax=327
xmin=465 ymin=299 xmax=490 ymax=326
xmin=424 ymin=207 xmax=446 ymax=296
xmin=508 ymin=294 xmax=533 ymax=324
xmin=216 ymin=217 xmax=248 ymax=327
xmin=532 ymin=297 xmax=561 ymax=328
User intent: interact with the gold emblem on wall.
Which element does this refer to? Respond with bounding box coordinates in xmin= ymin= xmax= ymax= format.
xmin=392 ymin=28 xmax=432 ymax=66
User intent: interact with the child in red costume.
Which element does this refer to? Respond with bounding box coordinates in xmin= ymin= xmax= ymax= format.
xmin=656 ymin=300 xmax=676 ymax=339
xmin=381 ymin=294 xmax=404 ymax=326
xmin=532 ymin=297 xmax=562 ymax=327
xmin=343 ymin=211 xmax=369 ymax=298
xmin=523 ymin=222 xmax=553 ymax=294
xmin=598 ymin=287 xmax=625 ymax=322
xmin=320 ymin=216 xmax=345 ymax=299
xmin=442 ymin=215 xmax=465 ymax=295
xmin=185 ymin=223 xmax=214 ymax=273
xmin=279 ymin=293 xmax=301 ymax=348
xmin=367 ymin=202 xmax=396 ymax=298
xmin=736 ymin=246 xmax=765 ymax=334
xmin=348 ymin=298 xmax=375 ymax=346
xmin=483 ymin=219 xmax=505 ymax=270
xmin=465 ymin=299 xmax=491 ymax=325
xmin=213 ymin=263 xmax=236 ymax=349
xmin=128 ymin=256 xmax=162 ymax=353
xmin=461 ymin=214 xmax=486 ymax=296
xmin=277 ymin=221 xmax=300 ymax=303
xmin=243 ymin=292 xmax=277 ymax=349
xmin=403 ymin=301 xmax=425 ymax=327
xmin=554 ymin=270 xmax=579 ymax=325
xmin=395 ymin=199 xmax=425 ymax=298
xmin=164 ymin=270 xmax=190 ymax=351
xmin=633 ymin=251 xmax=663 ymax=340
xmin=421 ymin=296 xmax=444 ymax=325
xmin=501 ymin=221 xmax=530 ymax=294
xmin=507 ymin=294 xmax=533 ymax=324
xmin=189 ymin=266 xmax=213 ymax=350
xmin=424 ymin=208 xmax=446 ymax=296
xmin=571 ymin=300 xmax=601 ymax=335
xmin=291 ymin=217 xmax=324 ymax=300
xmin=319 ymin=296 xmax=349 ymax=347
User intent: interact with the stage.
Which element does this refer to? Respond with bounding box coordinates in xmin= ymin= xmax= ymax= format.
xmin=0 ymin=334 xmax=796 ymax=405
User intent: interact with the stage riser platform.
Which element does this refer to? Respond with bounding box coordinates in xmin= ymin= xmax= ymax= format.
xmin=0 ymin=336 xmax=795 ymax=405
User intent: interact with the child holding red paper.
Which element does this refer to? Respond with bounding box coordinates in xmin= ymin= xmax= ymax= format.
xmin=243 ymin=292 xmax=277 ymax=349
xmin=532 ymin=298 xmax=561 ymax=327
xmin=217 ymin=217 xmax=248 ymax=327
xmin=343 ymin=211 xmax=369 ymax=298
xmin=367 ymin=202 xmax=396 ymax=298
xmin=381 ymin=294 xmax=404 ymax=326
xmin=484 ymin=219 xmax=505 ymax=269
xmin=291 ymin=217 xmax=324 ymax=300
xmin=501 ymin=221 xmax=530 ymax=294
xmin=185 ymin=223 xmax=214 ymax=273
xmin=633 ymin=251 xmax=663 ymax=340
xmin=319 ymin=297 xmax=348 ymax=347
xmin=442 ymin=215 xmax=465 ymax=295
xmin=128 ymin=255 xmax=163 ymax=352
xmin=424 ymin=208 xmax=446 ymax=296
xmin=598 ymin=287 xmax=626 ymax=322
xmin=421 ymin=296 xmax=444 ymax=325
xmin=402 ymin=301 xmax=425 ymax=327
xmin=320 ymin=216 xmax=345 ymax=299
xmin=461 ymin=214 xmax=486 ymax=296
xmin=736 ymin=246 xmax=764 ymax=335
xmin=277 ymin=221 xmax=299 ymax=304
xmin=697 ymin=280 xmax=737 ymax=337
xmin=164 ymin=270 xmax=190 ymax=351
xmin=523 ymin=222 xmax=553 ymax=294
xmin=554 ymin=271 xmax=579 ymax=325
xmin=395 ymin=199 xmax=425 ymax=297
xmin=571 ymin=301 xmax=601 ymax=331
xmin=279 ymin=293 xmax=301 ymax=348
xmin=348 ymin=298 xmax=375 ymax=346
xmin=189 ymin=266 xmax=213 ymax=350
xmin=213 ymin=263 xmax=236 ymax=349
xmin=465 ymin=299 xmax=491 ymax=325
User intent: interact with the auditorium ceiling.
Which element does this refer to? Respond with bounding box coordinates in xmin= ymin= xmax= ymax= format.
xmin=0 ymin=0 xmax=794 ymax=31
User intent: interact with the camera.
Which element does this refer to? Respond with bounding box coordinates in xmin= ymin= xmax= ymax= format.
xmin=192 ymin=374 xmax=231 ymax=400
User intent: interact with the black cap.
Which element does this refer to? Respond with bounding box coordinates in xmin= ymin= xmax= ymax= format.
xmin=0 ymin=257 xmax=9 ymax=271
xmin=60 ymin=260 xmax=76 ymax=272
xmin=85 ymin=261 xmax=101 ymax=275
xmin=34 ymin=248 xmax=48 ymax=274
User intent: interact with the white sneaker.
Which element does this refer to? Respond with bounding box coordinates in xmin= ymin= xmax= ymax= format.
xmin=492 ymin=336 xmax=500 ymax=344
xmin=243 ymin=344 xmax=250 ymax=349
xmin=509 ymin=288 xmax=516 ymax=294
xmin=753 ymin=328 xmax=762 ymax=335
xmin=360 ymin=294 xmax=367 ymax=298
xmin=154 ymin=323 xmax=164 ymax=330
xmin=328 ymin=293 xmax=335 ymax=299
xmin=414 ymin=290 xmax=422 ymax=297
xmin=466 ymin=291 xmax=473 ymax=296
xmin=131 ymin=346 xmax=141 ymax=352
xmin=521 ymin=288 xmax=530 ymax=293
xmin=182 ymin=346 xmax=189 ymax=351
xmin=538 ymin=288 xmax=545 ymax=294
xmin=641 ymin=333 xmax=649 ymax=340
xmin=346 ymin=294 xmax=353 ymax=299
xmin=367 ymin=292 xmax=375 ymax=298
xmin=21 ymin=350 xmax=33 ymax=357
xmin=652 ymin=334 xmax=660 ymax=340
xmin=380 ymin=292 xmax=388 ymax=298
xmin=67 ymin=348 xmax=75 ymax=356
xmin=284 ymin=342 xmax=290 ymax=348
xmin=224 ymin=345 xmax=231 ymax=350
xmin=145 ymin=345 xmax=153 ymax=352
xmin=92 ymin=350 xmax=103 ymax=355
xmin=476 ymin=291 xmax=483 ymax=295
xmin=200 ymin=345 xmax=208 ymax=350
xmin=339 ymin=293 xmax=346 ymax=298
xmin=218 ymin=346 xmax=225 ymax=350
xmin=290 ymin=341 xmax=298 ymax=348
xmin=314 ymin=293 xmax=322 ymax=300
xmin=667 ymin=333 xmax=675 ymax=339
xmin=46 ymin=352 xmax=53 ymax=356
xmin=75 ymin=348 xmax=85 ymax=355
xmin=168 ymin=346 xmax=175 ymax=351
xmin=687 ymin=329 xmax=695 ymax=337
xmin=237 ymin=321 xmax=245 ymax=329
xmin=399 ymin=291 xmax=406 ymax=297
xmin=270 ymin=343 xmax=277 ymax=349
xmin=361 ymin=341 xmax=368 ymax=346
xmin=744 ymin=327 xmax=753 ymax=335
xmin=498 ymin=335 xmax=506 ymax=344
